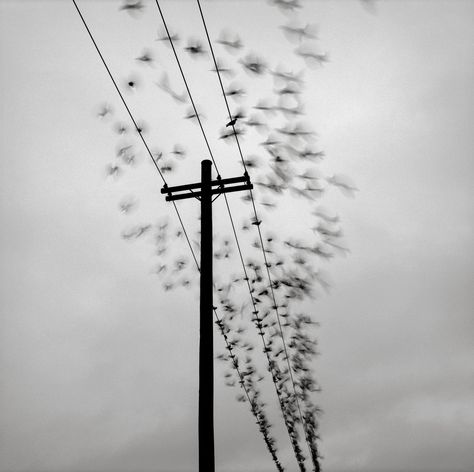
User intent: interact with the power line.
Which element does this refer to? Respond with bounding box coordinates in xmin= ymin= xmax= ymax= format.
xmin=71 ymin=0 xmax=203 ymax=289
xmin=195 ymin=0 xmax=319 ymax=468
xmin=72 ymin=1 xmax=286 ymax=468
xmin=71 ymin=0 xmax=165 ymax=185
xmin=153 ymin=1 xmax=307 ymax=468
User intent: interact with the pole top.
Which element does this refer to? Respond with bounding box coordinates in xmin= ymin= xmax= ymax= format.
xmin=201 ymin=159 xmax=212 ymax=167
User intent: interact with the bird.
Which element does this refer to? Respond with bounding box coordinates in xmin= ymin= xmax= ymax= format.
xmin=118 ymin=196 xmax=137 ymax=214
xmin=280 ymin=22 xmax=318 ymax=43
xmin=124 ymin=74 xmax=141 ymax=91
xmin=105 ymin=164 xmax=121 ymax=178
xmin=295 ymin=45 xmax=329 ymax=66
xmin=226 ymin=108 xmax=246 ymax=127
xmin=156 ymin=72 xmax=187 ymax=104
xmin=210 ymin=59 xmax=235 ymax=77
xmin=114 ymin=122 xmax=128 ymax=135
xmin=216 ymin=30 xmax=243 ymax=53
xmin=135 ymin=49 xmax=154 ymax=65
xmin=224 ymin=82 xmax=246 ymax=101
xmin=240 ymin=54 xmax=267 ymax=76
xmin=184 ymin=106 xmax=205 ymax=123
xmin=97 ymin=103 xmax=113 ymax=119
xmin=219 ymin=126 xmax=245 ymax=141
xmin=270 ymin=0 xmax=302 ymax=13
xmin=326 ymin=173 xmax=358 ymax=197
xmin=184 ymin=38 xmax=207 ymax=57
xmin=119 ymin=0 xmax=144 ymax=16
xmin=156 ymin=26 xmax=180 ymax=45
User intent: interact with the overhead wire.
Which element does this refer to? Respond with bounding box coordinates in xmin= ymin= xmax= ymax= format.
xmin=153 ymin=0 xmax=303 ymax=468
xmin=72 ymin=1 xmax=284 ymax=468
xmin=71 ymin=0 xmax=200 ymax=279
xmin=195 ymin=0 xmax=319 ymax=467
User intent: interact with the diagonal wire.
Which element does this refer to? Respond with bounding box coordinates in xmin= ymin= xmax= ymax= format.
xmin=153 ymin=0 xmax=219 ymax=171
xmin=71 ymin=0 xmax=200 ymax=286
xmin=153 ymin=0 xmax=305 ymax=468
xmin=73 ymin=1 xmax=286 ymax=467
xmin=71 ymin=0 xmax=166 ymax=184
xmin=195 ymin=0 xmax=318 ymax=467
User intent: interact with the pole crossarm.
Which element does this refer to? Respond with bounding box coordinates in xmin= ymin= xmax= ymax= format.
xmin=161 ymin=173 xmax=252 ymax=201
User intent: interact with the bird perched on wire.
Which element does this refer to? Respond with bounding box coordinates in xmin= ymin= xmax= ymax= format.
xmin=226 ymin=108 xmax=246 ymax=127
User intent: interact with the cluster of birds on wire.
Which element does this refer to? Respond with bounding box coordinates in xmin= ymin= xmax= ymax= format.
xmin=93 ymin=0 xmax=361 ymax=470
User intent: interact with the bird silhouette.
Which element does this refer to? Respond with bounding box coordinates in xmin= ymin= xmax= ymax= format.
xmin=119 ymin=0 xmax=144 ymax=16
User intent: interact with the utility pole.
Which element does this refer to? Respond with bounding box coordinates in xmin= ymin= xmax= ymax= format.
xmin=161 ymin=160 xmax=253 ymax=471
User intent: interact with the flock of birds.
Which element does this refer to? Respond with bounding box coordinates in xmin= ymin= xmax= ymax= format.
xmin=96 ymin=1 xmax=362 ymax=470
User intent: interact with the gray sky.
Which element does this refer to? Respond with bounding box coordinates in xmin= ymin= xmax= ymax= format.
xmin=1 ymin=1 xmax=473 ymax=471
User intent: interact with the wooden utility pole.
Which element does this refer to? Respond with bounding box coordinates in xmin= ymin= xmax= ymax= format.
xmin=161 ymin=160 xmax=252 ymax=471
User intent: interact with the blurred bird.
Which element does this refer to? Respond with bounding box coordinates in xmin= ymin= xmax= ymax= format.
xmin=156 ymin=26 xmax=180 ymax=45
xmin=326 ymin=174 xmax=358 ymax=197
xmin=160 ymin=160 xmax=175 ymax=174
xmin=184 ymin=106 xmax=205 ymax=123
xmin=184 ymin=38 xmax=207 ymax=57
xmin=119 ymin=0 xmax=144 ymax=16
xmin=224 ymin=82 xmax=246 ymax=101
xmin=254 ymin=99 xmax=277 ymax=115
xmin=135 ymin=48 xmax=154 ymax=65
xmin=245 ymin=114 xmax=268 ymax=133
xmin=118 ymin=196 xmax=137 ymax=214
xmin=271 ymin=66 xmax=305 ymax=85
xmin=114 ymin=122 xmax=128 ymax=135
xmin=280 ymin=21 xmax=318 ymax=42
xmin=210 ymin=58 xmax=235 ymax=77
xmin=312 ymin=206 xmax=339 ymax=223
xmin=216 ymin=29 xmax=243 ymax=53
xmin=270 ymin=0 xmax=302 ymax=12
xmin=157 ymin=72 xmax=187 ymax=104
xmin=240 ymin=54 xmax=267 ymax=75
xmin=97 ymin=103 xmax=113 ymax=119
xmin=171 ymin=143 xmax=186 ymax=159
xmin=295 ymin=45 xmax=329 ymax=66
xmin=219 ymin=126 xmax=245 ymax=141
xmin=105 ymin=164 xmax=121 ymax=178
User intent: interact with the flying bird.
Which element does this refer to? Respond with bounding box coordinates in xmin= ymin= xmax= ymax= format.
xmin=224 ymin=82 xmax=246 ymax=101
xmin=210 ymin=58 xmax=235 ymax=77
xmin=295 ymin=45 xmax=329 ymax=66
xmin=156 ymin=26 xmax=180 ymax=45
xmin=280 ymin=22 xmax=318 ymax=42
xmin=216 ymin=29 xmax=243 ymax=52
xmin=135 ymin=49 xmax=154 ymax=65
xmin=156 ymin=72 xmax=188 ymax=104
xmin=184 ymin=38 xmax=207 ymax=58
xmin=119 ymin=0 xmax=144 ymax=16
xmin=97 ymin=103 xmax=113 ymax=119
xmin=240 ymin=54 xmax=267 ymax=76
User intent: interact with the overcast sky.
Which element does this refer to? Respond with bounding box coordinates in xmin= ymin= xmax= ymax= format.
xmin=1 ymin=1 xmax=473 ymax=471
